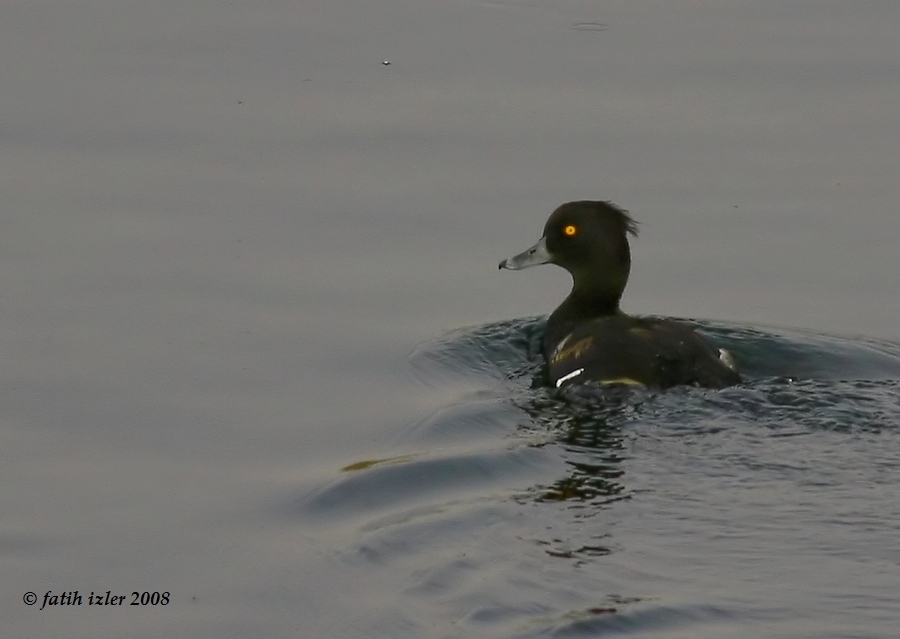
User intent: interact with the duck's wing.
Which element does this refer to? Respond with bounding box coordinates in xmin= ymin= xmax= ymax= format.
xmin=641 ymin=319 xmax=741 ymax=388
xmin=545 ymin=318 xmax=664 ymax=388
xmin=546 ymin=317 xmax=740 ymax=389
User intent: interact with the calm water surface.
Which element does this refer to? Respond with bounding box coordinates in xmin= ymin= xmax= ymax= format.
xmin=3 ymin=1 xmax=899 ymax=637
xmin=299 ymin=319 xmax=900 ymax=638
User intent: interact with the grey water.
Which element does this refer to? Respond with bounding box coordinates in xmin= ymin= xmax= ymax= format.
xmin=3 ymin=1 xmax=899 ymax=637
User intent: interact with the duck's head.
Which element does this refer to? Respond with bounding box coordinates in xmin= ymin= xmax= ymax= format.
xmin=499 ymin=201 xmax=638 ymax=311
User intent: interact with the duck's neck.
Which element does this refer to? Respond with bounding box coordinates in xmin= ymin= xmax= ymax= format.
xmin=546 ymin=285 xmax=623 ymax=349
xmin=550 ymin=289 xmax=621 ymax=325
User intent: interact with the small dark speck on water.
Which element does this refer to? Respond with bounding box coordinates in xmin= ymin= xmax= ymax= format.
xmin=382 ymin=60 xmax=391 ymax=65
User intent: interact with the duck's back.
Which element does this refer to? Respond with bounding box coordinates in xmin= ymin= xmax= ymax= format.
xmin=545 ymin=315 xmax=740 ymax=389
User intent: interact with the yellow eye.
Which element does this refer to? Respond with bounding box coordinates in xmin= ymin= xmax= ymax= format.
xmin=564 ymin=224 xmax=577 ymax=237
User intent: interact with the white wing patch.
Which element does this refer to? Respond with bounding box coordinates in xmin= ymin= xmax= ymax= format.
xmin=718 ymin=348 xmax=737 ymax=372
xmin=555 ymin=368 xmax=584 ymax=388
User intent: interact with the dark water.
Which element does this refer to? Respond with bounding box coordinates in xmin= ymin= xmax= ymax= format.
xmin=296 ymin=319 xmax=900 ymax=638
